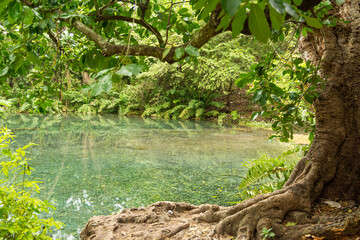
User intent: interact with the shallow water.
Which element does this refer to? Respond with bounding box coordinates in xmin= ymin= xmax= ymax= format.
xmin=2 ymin=114 xmax=294 ymax=239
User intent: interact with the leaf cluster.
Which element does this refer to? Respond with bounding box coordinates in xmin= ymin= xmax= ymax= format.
xmin=0 ymin=127 xmax=64 ymax=239
xmin=238 ymin=145 xmax=306 ymax=200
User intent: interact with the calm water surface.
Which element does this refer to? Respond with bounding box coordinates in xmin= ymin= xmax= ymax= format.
xmin=2 ymin=114 xmax=294 ymax=239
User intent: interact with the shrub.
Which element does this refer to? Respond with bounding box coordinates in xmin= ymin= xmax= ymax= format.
xmin=0 ymin=127 xmax=64 ymax=239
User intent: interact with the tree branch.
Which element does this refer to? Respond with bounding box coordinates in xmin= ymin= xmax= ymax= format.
xmin=95 ymin=15 xmax=164 ymax=45
xmin=66 ymin=0 xmax=322 ymax=64
xmin=69 ymin=19 xmax=164 ymax=59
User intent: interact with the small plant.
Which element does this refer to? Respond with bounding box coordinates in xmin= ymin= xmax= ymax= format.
xmin=0 ymin=127 xmax=64 ymax=239
xmin=238 ymin=145 xmax=307 ymax=200
xmin=260 ymin=227 xmax=275 ymax=240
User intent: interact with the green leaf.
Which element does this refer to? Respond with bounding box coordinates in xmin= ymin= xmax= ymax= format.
xmin=301 ymin=27 xmax=307 ymax=37
xmin=269 ymin=0 xmax=285 ymax=14
xmin=26 ymin=52 xmax=41 ymax=66
xmin=162 ymin=48 xmax=171 ymax=59
xmin=0 ymin=0 xmax=12 ymax=15
xmin=194 ymin=0 xmax=208 ymax=10
xmin=231 ymin=6 xmax=246 ymax=37
xmin=249 ymin=4 xmax=270 ymax=43
xmin=216 ymin=14 xmax=231 ymax=31
xmin=221 ymin=0 xmax=242 ymax=17
xmin=336 ymin=0 xmax=345 ymax=5
xmin=253 ymin=89 xmax=263 ymax=102
xmin=91 ymin=82 xmax=103 ymax=96
xmin=293 ymin=0 xmax=302 ymax=6
xmin=175 ymin=47 xmax=185 ymax=59
xmin=9 ymin=0 xmax=22 ymax=22
xmin=98 ymin=74 xmax=113 ymax=93
xmin=115 ymin=64 xmax=144 ymax=77
xmin=185 ymin=46 xmax=199 ymax=57
xmin=0 ymin=67 xmax=8 ymax=77
xmin=269 ymin=5 xmax=284 ymax=30
xmin=22 ymin=6 xmax=34 ymax=26
xmin=304 ymin=16 xmax=323 ymax=29
xmin=199 ymin=0 xmax=220 ymax=19
xmin=283 ymin=2 xmax=298 ymax=17
xmin=236 ymin=75 xmax=253 ymax=88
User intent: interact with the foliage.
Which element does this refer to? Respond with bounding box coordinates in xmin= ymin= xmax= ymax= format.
xmin=260 ymin=227 xmax=275 ymax=240
xmin=236 ymin=40 xmax=324 ymax=142
xmin=0 ymin=127 xmax=64 ymax=239
xmin=0 ymin=0 xmax=333 ymax=125
xmin=0 ymin=98 xmax=12 ymax=118
xmin=238 ymin=145 xmax=307 ymax=199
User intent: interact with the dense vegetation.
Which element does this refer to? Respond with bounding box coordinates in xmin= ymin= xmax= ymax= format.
xmin=2 ymin=0 xmax=359 ymax=239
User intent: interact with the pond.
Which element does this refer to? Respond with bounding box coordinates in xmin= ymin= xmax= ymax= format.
xmin=1 ymin=114 xmax=296 ymax=239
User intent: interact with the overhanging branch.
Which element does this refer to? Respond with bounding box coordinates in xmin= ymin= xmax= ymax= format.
xmin=65 ymin=0 xmax=322 ymax=64
xmin=95 ymin=15 xmax=164 ymax=45
xmin=70 ymin=19 xmax=164 ymax=59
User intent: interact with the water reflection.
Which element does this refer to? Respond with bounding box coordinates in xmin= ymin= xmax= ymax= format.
xmin=1 ymin=114 xmax=293 ymax=239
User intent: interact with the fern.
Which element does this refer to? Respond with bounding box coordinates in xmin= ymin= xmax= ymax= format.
xmin=162 ymin=111 xmax=171 ymax=119
xmin=64 ymin=91 xmax=87 ymax=103
xmin=188 ymin=99 xmax=204 ymax=109
xmin=195 ymin=108 xmax=205 ymax=119
xmin=209 ymin=101 xmax=225 ymax=109
xmin=206 ymin=110 xmax=220 ymax=117
xmin=239 ymin=151 xmax=299 ymax=193
xmin=77 ymin=104 xmax=96 ymax=114
xmin=178 ymin=108 xmax=194 ymax=119
xmin=98 ymin=99 xmax=112 ymax=113
xmin=155 ymin=102 xmax=171 ymax=113
xmin=19 ymin=102 xmax=31 ymax=112
xmin=169 ymin=104 xmax=187 ymax=118
xmin=124 ymin=103 xmax=141 ymax=115
xmin=142 ymin=106 xmax=157 ymax=117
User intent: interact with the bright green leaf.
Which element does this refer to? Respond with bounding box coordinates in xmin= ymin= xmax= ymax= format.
xmin=253 ymin=89 xmax=264 ymax=102
xmin=115 ymin=64 xmax=144 ymax=77
xmin=293 ymin=0 xmax=302 ymax=6
xmin=162 ymin=48 xmax=171 ymax=59
xmin=231 ymin=6 xmax=246 ymax=37
xmin=9 ymin=0 xmax=22 ymax=22
xmin=236 ymin=75 xmax=253 ymax=88
xmin=26 ymin=52 xmax=41 ymax=66
xmin=0 ymin=0 xmax=12 ymax=15
xmin=91 ymin=82 xmax=103 ymax=96
xmin=185 ymin=46 xmax=199 ymax=57
xmin=269 ymin=5 xmax=284 ymax=30
xmin=216 ymin=14 xmax=232 ymax=31
xmin=304 ymin=16 xmax=323 ymax=29
xmin=0 ymin=67 xmax=8 ymax=77
xmin=199 ymin=0 xmax=220 ymax=19
xmin=194 ymin=0 xmax=208 ymax=10
xmin=175 ymin=47 xmax=185 ymax=59
xmin=98 ymin=74 xmax=113 ymax=93
xmin=249 ymin=4 xmax=270 ymax=43
xmin=301 ymin=27 xmax=307 ymax=37
xmin=221 ymin=0 xmax=242 ymax=17
xmin=22 ymin=6 xmax=34 ymax=26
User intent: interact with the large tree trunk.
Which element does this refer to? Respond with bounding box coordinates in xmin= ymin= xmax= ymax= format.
xmin=80 ymin=1 xmax=360 ymax=239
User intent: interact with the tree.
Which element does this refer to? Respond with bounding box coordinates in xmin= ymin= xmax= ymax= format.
xmin=1 ymin=0 xmax=360 ymax=239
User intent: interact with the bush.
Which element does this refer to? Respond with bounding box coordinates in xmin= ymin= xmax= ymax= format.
xmin=0 ymin=127 xmax=64 ymax=239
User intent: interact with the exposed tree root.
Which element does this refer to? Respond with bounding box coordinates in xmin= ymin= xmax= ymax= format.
xmin=80 ymin=198 xmax=360 ymax=240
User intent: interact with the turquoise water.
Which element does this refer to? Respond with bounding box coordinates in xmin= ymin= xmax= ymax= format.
xmin=1 ymin=114 xmax=293 ymax=239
